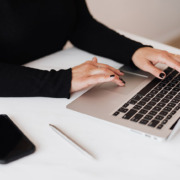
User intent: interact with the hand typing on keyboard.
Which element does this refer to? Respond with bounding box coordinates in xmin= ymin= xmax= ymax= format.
xmin=113 ymin=67 xmax=180 ymax=129
xmin=132 ymin=47 xmax=180 ymax=79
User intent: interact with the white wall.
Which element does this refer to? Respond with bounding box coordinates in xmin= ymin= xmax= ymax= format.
xmin=86 ymin=0 xmax=180 ymax=43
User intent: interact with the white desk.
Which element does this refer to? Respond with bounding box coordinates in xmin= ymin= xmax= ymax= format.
xmin=1 ymin=31 xmax=180 ymax=180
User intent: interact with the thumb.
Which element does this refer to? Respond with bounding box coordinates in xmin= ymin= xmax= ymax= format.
xmin=143 ymin=61 xmax=166 ymax=79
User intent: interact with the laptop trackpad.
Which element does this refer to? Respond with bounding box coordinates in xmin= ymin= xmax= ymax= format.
xmin=99 ymin=72 xmax=146 ymax=95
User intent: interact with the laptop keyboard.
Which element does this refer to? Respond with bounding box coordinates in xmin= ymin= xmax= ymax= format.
xmin=112 ymin=67 xmax=180 ymax=129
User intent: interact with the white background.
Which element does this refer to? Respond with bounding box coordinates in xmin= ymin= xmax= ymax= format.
xmin=87 ymin=0 xmax=180 ymax=43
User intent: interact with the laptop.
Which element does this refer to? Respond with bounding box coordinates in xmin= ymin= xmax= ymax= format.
xmin=67 ymin=64 xmax=180 ymax=141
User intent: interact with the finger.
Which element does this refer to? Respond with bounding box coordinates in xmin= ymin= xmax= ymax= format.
xmin=90 ymin=66 xmax=120 ymax=77
xmin=86 ymin=74 xmax=125 ymax=86
xmin=111 ymin=75 xmax=126 ymax=86
xmin=92 ymin=57 xmax=98 ymax=63
xmin=89 ymin=58 xmax=123 ymax=76
xmin=143 ymin=61 xmax=166 ymax=79
xmin=169 ymin=53 xmax=180 ymax=62
xmin=94 ymin=62 xmax=123 ymax=76
xmin=158 ymin=52 xmax=180 ymax=72
xmin=99 ymin=64 xmax=124 ymax=76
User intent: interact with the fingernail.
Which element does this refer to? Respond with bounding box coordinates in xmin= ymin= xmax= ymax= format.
xmin=110 ymin=75 xmax=115 ymax=77
xmin=119 ymin=77 xmax=126 ymax=84
xmin=159 ymin=72 xmax=165 ymax=79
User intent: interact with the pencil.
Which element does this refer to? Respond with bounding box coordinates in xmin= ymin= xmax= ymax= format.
xmin=49 ymin=124 xmax=95 ymax=160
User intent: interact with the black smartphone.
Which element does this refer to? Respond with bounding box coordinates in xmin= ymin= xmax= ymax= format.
xmin=0 ymin=115 xmax=35 ymax=164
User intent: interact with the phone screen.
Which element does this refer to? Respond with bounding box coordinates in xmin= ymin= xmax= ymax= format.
xmin=0 ymin=115 xmax=35 ymax=164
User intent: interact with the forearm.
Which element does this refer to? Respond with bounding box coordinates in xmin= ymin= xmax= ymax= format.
xmin=70 ymin=18 xmax=146 ymax=66
xmin=0 ymin=63 xmax=72 ymax=98
xmin=70 ymin=0 xmax=150 ymax=67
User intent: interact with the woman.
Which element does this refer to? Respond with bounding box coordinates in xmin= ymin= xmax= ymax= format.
xmin=0 ymin=0 xmax=180 ymax=98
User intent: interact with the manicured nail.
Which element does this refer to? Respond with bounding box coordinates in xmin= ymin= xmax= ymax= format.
xmin=159 ymin=72 xmax=165 ymax=79
xmin=110 ymin=75 xmax=115 ymax=77
xmin=119 ymin=77 xmax=126 ymax=84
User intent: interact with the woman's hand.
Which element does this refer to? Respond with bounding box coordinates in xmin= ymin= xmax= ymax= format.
xmin=71 ymin=57 xmax=125 ymax=93
xmin=132 ymin=47 xmax=180 ymax=79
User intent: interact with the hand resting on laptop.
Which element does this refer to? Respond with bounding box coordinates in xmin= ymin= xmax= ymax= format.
xmin=71 ymin=47 xmax=180 ymax=93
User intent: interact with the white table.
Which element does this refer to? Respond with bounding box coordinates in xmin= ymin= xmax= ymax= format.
xmin=1 ymin=31 xmax=180 ymax=180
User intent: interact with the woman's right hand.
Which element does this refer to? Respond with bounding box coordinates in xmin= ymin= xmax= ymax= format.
xmin=70 ymin=57 xmax=125 ymax=93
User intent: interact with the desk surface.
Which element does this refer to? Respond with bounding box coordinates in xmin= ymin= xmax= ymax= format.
xmin=1 ymin=31 xmax=180 ymax=180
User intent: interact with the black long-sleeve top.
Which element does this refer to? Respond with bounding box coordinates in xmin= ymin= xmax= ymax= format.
xmin=0 ymin=0 xmax=147 ymax=98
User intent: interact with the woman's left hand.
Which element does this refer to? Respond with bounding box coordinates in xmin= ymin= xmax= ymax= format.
xmin=132 ymin=47 xmax=180 ymax=79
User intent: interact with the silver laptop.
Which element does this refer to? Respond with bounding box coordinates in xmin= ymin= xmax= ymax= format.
xmin=67 ymin=64 xmax=180 ymax=141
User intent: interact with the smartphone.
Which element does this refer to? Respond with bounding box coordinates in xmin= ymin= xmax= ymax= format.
xmin=0 ymin=115 xmax=35 ymax=164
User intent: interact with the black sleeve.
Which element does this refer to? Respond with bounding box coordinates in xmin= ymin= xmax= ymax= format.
xmin=0 ymin=63 xmax=72 ymax=98
xmin=70 ymin=0 xmax=150 ymax=68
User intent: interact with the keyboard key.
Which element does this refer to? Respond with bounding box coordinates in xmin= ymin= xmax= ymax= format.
xmin=118 ymin=107 xmax=129 ymax=113
xmin=158 ymin=83 xmax=166 ymax=87
xmin=171 ymin=99 xmax=179 ymax=103
xmin=164 ymin=87 xmax=172 ymax=91
xmin=157 ymin=124 xmax=163 ymax=129
xmin=146 ymin=93 xmax=155 ymax=98
xmin=175 ymin=106 xmax=180 ymax=111
xmin=122 ymin=103 xmax=129 ymax=108
xmin=142 ymin=97 xmax=151 ymax=102
xmin=160 ymin=90 xmax=168 ymax=95
xmin=169 ymin=70 xmax=178 ymax=77
xmin=170 ymin=110 xmax=176 ymax=116
xmin=167 ymin=103 xmax=176 ymax=108
xmin=162 ymin=120 xmax=168 ymax=124
xmin=144 ymin=105 xmax=152 ymax=110
xmin=152 ymin=97 xmax=161 ymax=102
xmin=166 ymin=76 xmax=173 ymax=81
xmin=169 ymin=91 xmax=177 ymax=96
xmin=113 ymin=111 xmax=120 ymax=116
xmin=165 ymin=95 xmax=173 ymax=99
xmin=130 ymin=114 xmax=143 ymax=122
xmin=174 ymin=74 xmax=180 ymax=81
xmin=175 ymin=95 xmax=180 ymax=99
xmin=128 ymin=99 xmax=137 ymax=105
xmin=150 ymin=90 xmax=159 ymax=94
xmin=139 ymin=119 xmax=149 ymax=125
xmin=154 ymin=86 xmax=163 ymax=91
xmin=144 ymin=115 xmax=153 ymax=120
xmin=149 ymin=110 xmax=158 ymax=116
xmin=160 ymin=98 xmax=170 ymax=103
xmin=137 ymin=101 xmax=146 ymax=106
xmin=175 ymin=83 xmax=180 ymax=88
xmin=133 ymin=105 xmax=142 ymax=110
xmin=162 ymin=79 xmax=171 ymax=84
xmin=157 ymin=102 xmax=166 ymax=107
xmin=139 ymin=109 xmax=148 ymax=114
xmin=132 ymin=94 xmax=143 ymax=101
xmin=172 ymin=87 xmax=180 ymax=92
xmin=172 ymin=80 xmax=179 ymax=84
xmin=164 ymin=67 xmax=173 ymax=75
xmin=155 ymin=115 xmax=164 ymax=120
xmin=122 ymin=109 xmax=137 ymax=119
xmin=148 ymin=120 xmax=159 ymax=127
xmin=156 ymin=94 xmax=165 ymax=98
xmin=159 ymin=111 xmax=168 ymax=116
xmin=152 ymin=106 xmax=162 ymax=111
xmin=166 ymin=115 xmax=172 ymax=120
xmin=167 ymin=83 xmax=176 ymax=87
xmin=163 ymin=106 xmax=172 ymax=112
xmin=148 ymin=101 xmax=156 ymax=106
xmin=138 ymin=78 xmax=161 ymax=96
